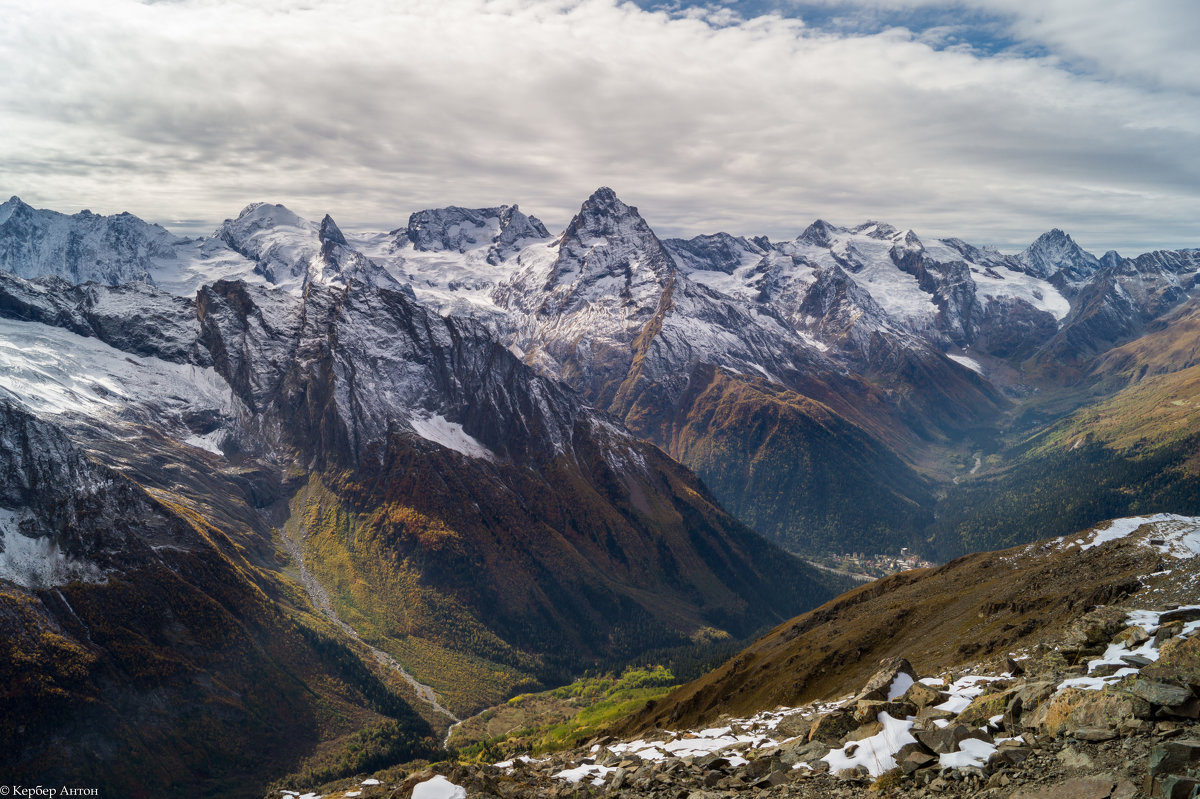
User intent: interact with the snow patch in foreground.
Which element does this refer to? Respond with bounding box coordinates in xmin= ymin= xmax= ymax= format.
xmin=412 ymin=775 xmax=466 ymax=799
xmin=822 ymin=712 xmax=917 ymax=777
xmin=408 ymin=413 xmax=495 ymax=461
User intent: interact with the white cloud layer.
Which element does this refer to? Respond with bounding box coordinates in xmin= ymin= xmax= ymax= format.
xmin=1 ymin=0 xmax=1197 ymax=253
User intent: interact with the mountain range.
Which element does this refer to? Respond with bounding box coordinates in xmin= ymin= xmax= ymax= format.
xmin=1 ymin=189 xmax=1198 ymax=793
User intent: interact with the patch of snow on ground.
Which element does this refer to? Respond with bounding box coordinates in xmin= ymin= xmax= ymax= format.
xmin=822 ymin=712 xmax=917 ymax=777
xmin=0 ymin=509 xmax=106 ymax=588
xmin=412 ymin=775 xmax=466 ymax=799
xmin=408 ymin=413 xmax=495 ymax=461
xmin=554 ymin=764 xmax=617 ymax=785
xmin=184 ymin=430 xmax=226 ymax=455
xmin=887 ymin=672 xmax=915 ymax=700
xmin=1059 ymin=604 xmax=1200 ymax=693
xmin=946 ymin=354 xmax=984 ymax=374
xmin=1049 ymin=515 xmax=1200 ymax=557
xmin=934 ymin=674 xmax=1006 ymax=714
xmin=1078 ymin=515 xmax=1181 ymax=550
xmin=939 ymin=737 xmax=996 ymax=770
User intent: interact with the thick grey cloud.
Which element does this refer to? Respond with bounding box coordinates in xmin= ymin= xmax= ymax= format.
xmin=1 ymin=0 xmax=1197 ymax=254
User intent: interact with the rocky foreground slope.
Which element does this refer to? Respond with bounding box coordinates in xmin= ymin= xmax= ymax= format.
xmin=287 ymin=516 xmax=1200 ymax=799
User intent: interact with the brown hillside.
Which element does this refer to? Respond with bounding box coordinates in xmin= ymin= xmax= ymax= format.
xmin=615 ymin=523 xmax=1160 ymax=734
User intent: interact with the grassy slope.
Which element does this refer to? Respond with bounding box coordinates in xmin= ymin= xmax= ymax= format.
xmin=930 ymin=362 xmax=1200 ymax=559
xmin=448 ymin=667 xmax=679 ymax=758
xmin=284 ymin=426 xmax=852 ymax=717
xmin=615 ymin=523 xmax=1157 ymax=735
xmin=660 ymin=366 xmax=936 ymax=555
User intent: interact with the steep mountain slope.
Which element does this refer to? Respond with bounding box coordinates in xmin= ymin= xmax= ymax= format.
xmin=662 ymin=366 xmax=936 ymax=554
xmin=0 ymin=269 xmax=848 ymax=722
xmin=1031 ymin=248 xmax=1200 ymax=380
xmin=198 ymin=278 xmax=848 ymax=708
xmin=0 ymin=401 xmax=439 ymax=797
xmin=488 ymin=189 xmax=990 ymax=554
xmin=617 ymin=514 xmax=1182 ymax=733
xmin=1090 ymin=296 xmax=1200 ymax=386
xmin=925 ymin=300 xmax=1200 ymax=559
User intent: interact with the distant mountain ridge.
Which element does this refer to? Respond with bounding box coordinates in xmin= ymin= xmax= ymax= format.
xmin=1 ymin=191 xmax=1198 ymax=560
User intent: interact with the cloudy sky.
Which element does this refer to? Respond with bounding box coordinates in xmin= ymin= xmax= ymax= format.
xmin=2 ymin=0 xmax=1198 ymax=253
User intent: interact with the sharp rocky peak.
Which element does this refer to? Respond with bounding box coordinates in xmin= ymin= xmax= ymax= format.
xmin=1021 ymin=228 xmax=1100 ymax=281
xmin=797 ymin=219 xmax=845 ymax=248
xmin=0 ymin=196 xmax=31 ymax=226
xmin=318 ymin=213 xmax=347 ymax=246
xmin=563 ymin=187 xmax=655 ymax=243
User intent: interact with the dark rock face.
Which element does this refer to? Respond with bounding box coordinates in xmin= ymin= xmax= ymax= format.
xmin=195 ymin=279 xmax=579 ymax=465
xmin=0 ymin=401 xmax=168 ymax=585
xmin=891 ymin=244 xmax=981 ymax=347
xmin=976 ymin=295 xmax=1060 ymax=358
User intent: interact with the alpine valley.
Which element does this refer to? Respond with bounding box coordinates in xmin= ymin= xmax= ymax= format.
xmin=1 ymin=189 xmax=1199 ymax=796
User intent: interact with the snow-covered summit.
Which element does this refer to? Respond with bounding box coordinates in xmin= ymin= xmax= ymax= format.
xmin=182 ymin=202 xmax=401 ymax=294
xmin=663 ymin=232 xmax=770 ymax=275
xmin=1020 ymin=228 xmax=1101 ymax=283
xmin=0 ymin=196 xmax=182 ymax=287
xmin=401 ymin=204 xmax=549 ymax=257
xmin=496 ymin=187 xmax=676 ymax=319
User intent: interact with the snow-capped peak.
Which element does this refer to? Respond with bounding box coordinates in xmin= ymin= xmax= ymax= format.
xmin=0 ymin=198 xmax=179 ymax=287
xmin=0 ymin=195 xmax=29 ymax=226
xmin=219 ymin=202 xmax=312 ymax=246
xmin=1020 ymin=228 xmax=1100 ymax=281
xmin=797 ymin=219 xmax=844 ymax=248
xmin=401 ymin=204 xmax=549 ymax=258
xmin=853 ymin=221 xmax=901 ymax=240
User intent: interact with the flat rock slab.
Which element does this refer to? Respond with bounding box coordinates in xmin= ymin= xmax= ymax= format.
xmin=1159 ymin=607 xmax=1200 ymax=625
xmin=1009 ymin=775 xmax=1136 ymax=799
